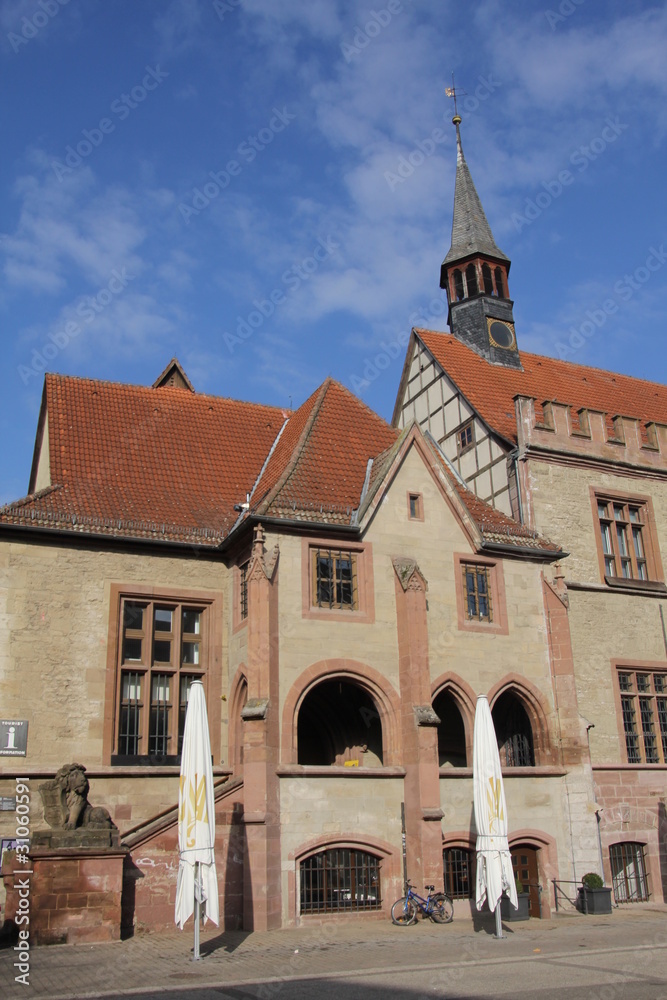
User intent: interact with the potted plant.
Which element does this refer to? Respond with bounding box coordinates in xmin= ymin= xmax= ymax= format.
xmin=500 ymin=877 xmax=531 ymax=921
xmin=577 ymin=872 xmax=613 ymax=914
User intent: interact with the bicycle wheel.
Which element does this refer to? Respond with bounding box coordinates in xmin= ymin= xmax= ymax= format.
xmin=391 ymin=896 xmax=418 ymax=925
xmin=430 ymin=893 xmax=454 ymax=923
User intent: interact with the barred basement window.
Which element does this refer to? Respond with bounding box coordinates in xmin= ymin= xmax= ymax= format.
xmin=617 ymin=669 xmax=667 ymax=764
xmin=462 ymin=563 xmax=492 ymax=622
xmin=311 ymin=548 xmax=359 ymax=610
xmin=114 ymin=598 xmax=205 ymax=764
xmin=443 ymin=848 xmax=474 ymax=899
xmin=610 ymin=842 xmax=649 ymax=903
xmin=300 ymin=848 xmax=381 ymax=914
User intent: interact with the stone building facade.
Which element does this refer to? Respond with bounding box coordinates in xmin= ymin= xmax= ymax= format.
xmin=1 ymin=114 xmax=664 ymax=935
xmin=1 ymin=363 xmax=600 ymax=932
xmin=393 ymin=116 xmax=667 ymax=908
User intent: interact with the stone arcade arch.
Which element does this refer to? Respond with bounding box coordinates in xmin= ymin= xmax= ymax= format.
xmin=281 ymin=659 xmax=402 ymax=766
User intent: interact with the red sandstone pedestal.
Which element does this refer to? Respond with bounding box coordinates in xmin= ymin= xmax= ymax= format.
xmin=4 ymin=846 xmax=127 ymax=945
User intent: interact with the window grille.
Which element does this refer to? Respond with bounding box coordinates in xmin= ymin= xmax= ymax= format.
xmin=311 ymin=549 xmax=358 ymax=610
xmin=444 ymin=848 xmax=474 ymax=899
xmin=300 ymin=848 xmax=381 ymax=914
xmin=239 ymin=561 xmax=249 ymax=620
xmin=462 ymin=563 xmax=492 ymax=622
xmin=493 ymin=695 xmax=535 ymax=767
xmin=610 ymin=842 xmax=649 ymax=903
xmin=617 ymin=670 xmax=667 ymax=764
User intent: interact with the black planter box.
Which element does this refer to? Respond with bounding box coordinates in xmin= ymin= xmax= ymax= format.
xmin=577 ymin=886 xmax=613 ymax=914
xmin=500 ymin=892 xmax=530 ymax=921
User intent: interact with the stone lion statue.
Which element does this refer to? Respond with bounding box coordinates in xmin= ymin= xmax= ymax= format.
xmin=41 ymin=763 xmax=116 ymax=830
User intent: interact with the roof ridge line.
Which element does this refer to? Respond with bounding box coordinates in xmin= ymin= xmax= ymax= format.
xmin=255 ymin=378 xmax=332 ymax=515
xmin=44 ymin=371 xmax=288 ymax=412
xmin=417 ymin=327 xmax=667 ymax=392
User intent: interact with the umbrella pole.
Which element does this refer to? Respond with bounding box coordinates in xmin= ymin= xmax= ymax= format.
xmin=194 ymin=862 xmax=201 ymax=961
xmin=494 ymin=901 xmax=504 ymax=940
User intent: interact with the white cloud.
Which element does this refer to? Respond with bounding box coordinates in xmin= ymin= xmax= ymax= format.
xmin=1 ymin=166 xmax=146 ymax=294
xmin=153 ymin=0 xmax=203 ymax=60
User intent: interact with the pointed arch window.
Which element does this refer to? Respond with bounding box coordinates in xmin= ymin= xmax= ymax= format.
xmin=453 ymin=269 xmax=465 ymax=301
xmin=494 ymin=267 xmax=505 ymax=298
xmin=482 ymin=263 xmax=493 ymax=295
xmin=433 ymin=689 xmax=467 ymax=767
xmin=492 ymin=692 xmax=535 ymax=767
xmin=465 ymin=263 xmax=478 ymax=297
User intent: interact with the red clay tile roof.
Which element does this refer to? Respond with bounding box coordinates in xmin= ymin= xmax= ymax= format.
xmin=417 ymin=329 xmax=667 ymax=444
xmin=253 ymin=378 xmax=399 ymax=523
xmin=0 ymin=365 xmax=562 ymax=553
xmin=0 ymin=372 xmax=399 ymax=542
xmin=1 ymin=373 xmax=288 ymax=544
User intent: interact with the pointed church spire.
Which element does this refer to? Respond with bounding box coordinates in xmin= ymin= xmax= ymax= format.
xmin=439 ymin=105 xmax=521 ymax=370
xmin=443 ymin=119 xmax=508 ymax=266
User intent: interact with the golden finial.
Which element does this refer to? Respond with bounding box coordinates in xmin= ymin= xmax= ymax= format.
xmin=445 ymin=72 xmax=466 ymax=126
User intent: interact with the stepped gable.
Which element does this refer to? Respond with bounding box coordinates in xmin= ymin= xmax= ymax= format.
xmin=417 ymin=328 xmax=667 ymax=444
xmin=254 ymin=378 xmax=399 ymax=524
xmin=1 ymin=372 xmax=286 ymax=543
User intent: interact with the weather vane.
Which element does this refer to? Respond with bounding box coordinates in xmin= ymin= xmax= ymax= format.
xmin=445 ymin=72 xmax=466 ymax=123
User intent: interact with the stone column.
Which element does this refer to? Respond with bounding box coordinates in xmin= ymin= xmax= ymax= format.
xmin=543 ymin=568 xmax=600 ymax=880
xmin=241 ymin=524 xmax=281 ymax=930
xmin=393 ymin=558 xmax=443 ymax=890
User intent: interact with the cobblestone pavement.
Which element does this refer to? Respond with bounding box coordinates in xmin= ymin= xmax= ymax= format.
xmin=2 ymin=904 xmax=667 ymax=1000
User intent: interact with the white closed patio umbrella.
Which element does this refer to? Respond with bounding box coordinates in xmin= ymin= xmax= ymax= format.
xmin=473 ymin=695 xmax=517 ymax=939
xmin=175 ymin=680 xmax=219 ymax=959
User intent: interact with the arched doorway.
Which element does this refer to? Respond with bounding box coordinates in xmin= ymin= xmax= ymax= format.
xmin=510 ymin=844 xmax=541 ymax=917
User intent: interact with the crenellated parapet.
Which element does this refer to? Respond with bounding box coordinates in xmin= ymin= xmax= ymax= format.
xmin=514 ymin=395 xmax=667 ymax=472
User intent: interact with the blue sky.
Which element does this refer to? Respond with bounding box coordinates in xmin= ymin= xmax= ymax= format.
xmin=1 ymin=0 xmax=666 ymax=504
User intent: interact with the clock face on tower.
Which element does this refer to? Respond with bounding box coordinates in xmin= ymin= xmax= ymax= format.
xmin=487 ymin=318 xmax=516 ymax=350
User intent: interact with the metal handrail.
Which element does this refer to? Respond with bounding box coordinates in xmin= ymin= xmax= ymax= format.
xmin=551 ymin=878 xmax=580 ymax=912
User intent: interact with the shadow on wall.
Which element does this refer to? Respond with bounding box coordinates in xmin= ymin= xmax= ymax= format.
xmin=659 ymin=802 xmax=667 ymax=904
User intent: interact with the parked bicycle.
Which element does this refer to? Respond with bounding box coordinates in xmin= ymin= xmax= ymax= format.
xmin=391 ymin=880 xmax=454 ymax=925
